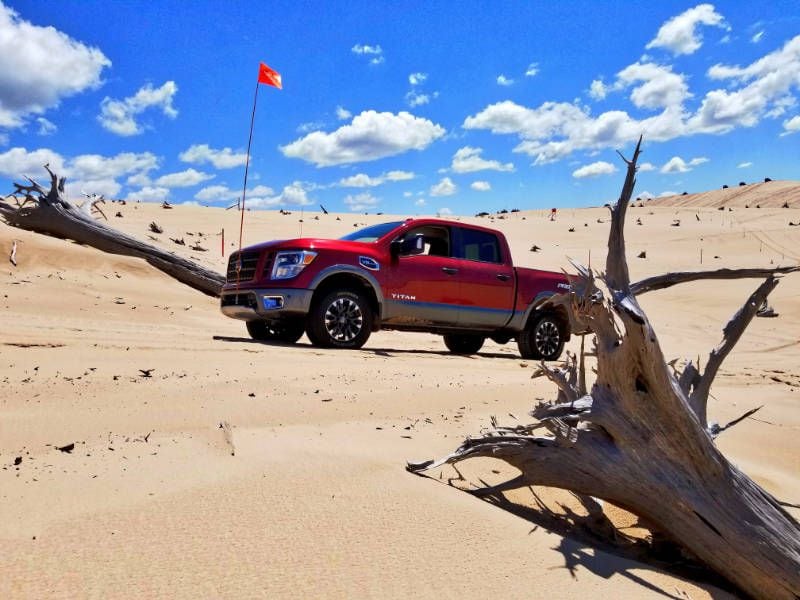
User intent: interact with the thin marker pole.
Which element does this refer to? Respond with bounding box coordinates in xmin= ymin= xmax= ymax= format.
xmin=236 ymin=80 xmax=261 ymax=289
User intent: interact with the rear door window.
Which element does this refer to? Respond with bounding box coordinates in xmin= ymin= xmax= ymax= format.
xmin=454 ymin=228 xmax=503 ymax=263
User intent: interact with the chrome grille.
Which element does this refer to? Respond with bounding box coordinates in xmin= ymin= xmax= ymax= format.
xmin=226 ymin=251 xmax=260 ymax=282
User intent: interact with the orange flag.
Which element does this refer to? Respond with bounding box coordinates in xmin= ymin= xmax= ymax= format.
xmin=258 ymin=62 xmax=282 ymax=89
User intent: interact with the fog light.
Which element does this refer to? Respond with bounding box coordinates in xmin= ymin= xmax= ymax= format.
xmin=262 ymin=295 xmax=284 ymax=310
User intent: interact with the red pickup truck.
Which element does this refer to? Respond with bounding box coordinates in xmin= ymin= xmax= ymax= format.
xmin=220 ymin=218 xmax=573 ymax=360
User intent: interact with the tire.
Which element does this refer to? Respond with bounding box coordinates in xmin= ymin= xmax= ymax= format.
xmin=443 ymin=333 xmax=485 ymax=355
xmin=246 ymin=319 xmax=305 ymax=344
xmin=517 ymin=313 xmax=565 ymax=360
xmin=306 ymin=289 xmax=373 ymax=349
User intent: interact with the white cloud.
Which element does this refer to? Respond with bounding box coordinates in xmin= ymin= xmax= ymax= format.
xmin=0 ymin=147 xmax=160 ymax=200
xmin=695 ymin=35 xmax=800 ymax=133
xmin=251 ymin=181 xmax=312 ymax=208
xmin=471 ymin=181 xmax=491 ymax=191
xmin=646 ymin=4 xmax=728 ymax=56
xmin=589 ymin=79 xmax=608 ymax=100
xmin=752 ymin=30 xmax=765 ymax=44
xmin=70 ymin=151 xmax=158 ymax=181
xmin=196 ymin=185 xmax=237 ymax=202
xmin=437 ymin=207 xmax=453 ymax=216
xmin=406 ymin=91 xmax=430 ymax=107
xmin=409 ymin=72 xmax=427 ymax=86
xmin=154 ymin=168 xmax=214 ymax=188
xmin=463 ymin=32 xmax=800 ymax=165
xmin=430 ymin=177 xmax=456 ymax=197
xmin=195 ymin=183 xmax=273 ymax=203
xmin=98 ymin=81 xmax=178 ymax=136
xmin=738 ymin=161 xmax=752 ymax=168
xmin=344 ymin=192 xmax=379 ymax=212
xmin=352 ymin=44 xmax=384 ymax=65
xmin=639 ymin=162 xmax=656 ymax=172
xmin=659 ymin=190 xmax=678 ymax=197
xmin=339 ymin=170 xmax=415 ymax=187
xmin=126 ymin=172 xmax=151 ymax=187
xmin=180 ymin=200 xmax=201 ymax=207
xmin=496 ymin=74 xmax=514 ymax=86
xmin=179 ymin=144 xmax=247 ymax=169
xmin=0 ymin=3 xmax=110 ymax=128
xmin=414 ymin=198 xmax=426 ymax=207
xmin=66 ymin=178 xmax=121 ymax=199
xmin=36 ymin=117 xmax=56 ymax=136
xmin=572 ymin=160 xmax=618 ymax=178
xmin=451 ymin=146 xmax=514 ymax=173
xmin=637 ymin=190 xmax=655 ymax=200
xmin=615 ymin=62 xmax=690 ymax=109
xmin=525 ymin=63 xmax=539 ymax=77
xmin=281 ymin=110 xmax=445 ymax=167
xmin=352 ymin=43 xmax=382 ymax=55
xmin=660 ymin=156 xmax=707 ymax=173
xmin=296 ymin=121 xmax=325 ymax=134
xmin=336 ymin=106 xmax=352 ymax=120
xmin=782 ymin=115 xmax=800 ymax=135
xmin=126 ymin=186 xmax=169 ymax=202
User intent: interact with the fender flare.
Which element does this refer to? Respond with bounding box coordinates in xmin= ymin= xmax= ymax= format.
xmin=518 ymin=291 xmax=558 ymax=327
xmin=308 ymin=264 xmax=385 ymax=309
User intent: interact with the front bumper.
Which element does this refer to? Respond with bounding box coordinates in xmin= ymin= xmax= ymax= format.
xmin=220 ymin=288 xmax=314 ymax=321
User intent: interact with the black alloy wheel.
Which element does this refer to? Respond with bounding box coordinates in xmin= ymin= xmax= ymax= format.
xmin=517 ymin=313 xmax=565 ymax=360
xmin=306 ymin=290 xmax=373 ymax=349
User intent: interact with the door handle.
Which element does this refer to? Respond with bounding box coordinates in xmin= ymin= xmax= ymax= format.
xmin=442 ymin=267 xmax=458 ymax=275
xmin=496 ymin=273 xmax=511 ymax=281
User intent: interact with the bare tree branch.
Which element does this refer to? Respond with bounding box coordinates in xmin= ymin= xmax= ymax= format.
xmin=631 ymin=266 xmax=799 ymax=296
xmin=3 ymin=168 xmax=224 ymax=296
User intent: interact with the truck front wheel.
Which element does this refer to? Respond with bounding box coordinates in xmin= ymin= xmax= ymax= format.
xmin=443 ymin=334 xmax=485 ymax=355
xmin=306 ymin=289 xmax=373 ymax=349
xmin=517 ymin=313 xmax=565 ymax=360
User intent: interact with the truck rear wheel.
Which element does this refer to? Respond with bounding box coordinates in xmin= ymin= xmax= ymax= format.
xmin=306 ymin=289 xmax=373 ymax=349
xmin=517 ymin=313 xmax=565 ymax=360
xmin=443 ymin=333 xmax=485 ymax=355
xmin=246 ymin=319 xmax=305 ymax=344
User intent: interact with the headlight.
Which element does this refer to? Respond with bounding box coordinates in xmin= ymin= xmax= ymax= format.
xmin=271 ymin=250 xmax=317 ymax=280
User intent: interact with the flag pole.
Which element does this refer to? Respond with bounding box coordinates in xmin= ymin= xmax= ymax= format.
xmin=235 ymin=79 xmax=261 ymax=289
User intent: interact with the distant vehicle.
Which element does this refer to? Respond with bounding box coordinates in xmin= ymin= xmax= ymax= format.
xmin=220 ymin=219 xmax=573 ymax=359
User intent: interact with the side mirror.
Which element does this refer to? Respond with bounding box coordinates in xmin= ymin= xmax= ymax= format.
xmin=391 ymin=234 xmax=425 ymax=257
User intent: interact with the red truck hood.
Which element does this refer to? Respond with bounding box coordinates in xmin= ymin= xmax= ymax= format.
xmin=240 ymin=237 xmax=378 ymax=254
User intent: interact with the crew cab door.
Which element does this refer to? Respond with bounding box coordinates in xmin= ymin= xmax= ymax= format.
xmin=451 ymin=226 xmax=515 ymax=328
xmin=383 ymin=225 xmax=462 ymax=326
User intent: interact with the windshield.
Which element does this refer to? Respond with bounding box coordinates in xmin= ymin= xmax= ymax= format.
xmin=339 ymin=221 xmax=403 ymax=243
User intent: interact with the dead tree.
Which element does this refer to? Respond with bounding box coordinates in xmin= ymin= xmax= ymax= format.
xmin=1 ymin=166 xmax=224 ymax=296
xmin=409 ymin=139 xmax=800 ymax=600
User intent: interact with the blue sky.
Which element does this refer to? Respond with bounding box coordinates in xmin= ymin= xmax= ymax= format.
xmin=1 ymin=1 xmax=799 ymax=216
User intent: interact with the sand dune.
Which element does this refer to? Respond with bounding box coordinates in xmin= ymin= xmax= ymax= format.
xmin=1 ymin=185 xmax=798 ymax=598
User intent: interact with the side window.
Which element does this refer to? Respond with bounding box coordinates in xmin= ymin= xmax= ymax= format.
xmin=456 ymin=228 xmax=502 ymax=263
xmin=401 ymin=226 xmax=451 ymax=257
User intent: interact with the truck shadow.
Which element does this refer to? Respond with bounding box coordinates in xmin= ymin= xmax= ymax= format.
xmin=212 ymin=335 xmax=522 ymax=360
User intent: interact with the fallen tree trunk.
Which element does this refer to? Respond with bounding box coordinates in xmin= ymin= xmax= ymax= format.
xmin=1 ymin=166 xmax=225 ymax=296
xmin=409 ymin=138 xmax=800 ymax=599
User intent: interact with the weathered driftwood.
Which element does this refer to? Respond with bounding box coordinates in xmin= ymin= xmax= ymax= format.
xmin=408 ymin=138 xmax=800 ymax=600
xmin=1 ymin=166 xmax=224 ymax=296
